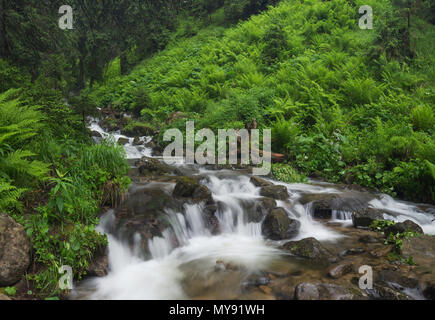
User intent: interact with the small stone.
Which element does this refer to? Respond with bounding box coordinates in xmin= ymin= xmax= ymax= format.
xmin=258 ymin=285 xmax=272 ymax=295
xmin=339 ymin=248 xmax=365 ymax=257
xmin=358 ymin=235 xmax=379 ymax=243
xmin=327 ymin=263 xmax=354 ymax=279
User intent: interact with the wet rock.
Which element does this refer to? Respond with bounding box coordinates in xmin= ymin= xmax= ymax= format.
xmin=203 ymin=204 xmax=220 ymax=234
xmin=282 ymin=237 xmax=336 ymax=263
xmin=251 ymin=198 xmax=277 ymax=223
xmin=135 ymin=156 xmax=179 ymax=177
xmin=299 ymin=193 xmax=340 ymax=219
xmin=370 ymin=245 xmax=393 ymax=257
xmin=192 ymin=185 xmax=213 ymax=204
xmin=133 ymin=136 xmax=143 ymax=146
xmin=295 ymin=283 xmax=360 ymax=300
xmin=260 ymin=185 xmax=289 ymax=201
xmin=87 ymin=248 xmax=109 ymax=278
xmin=117 ymin=137 xmax=129 ymax=145
xmin=384 ymin=220 xmax=424 ymax=236
xmin=372 ymin=284 xmax=413 ymax=300
xmin=144 ymin=140 xmax=156 ymax=149
xmin=0 ymin=293 xmax=11 ymax=300
xmin=259 ymin=198 xmax=277 ymax=213
xmin=294 ymin=283 xmax=319 ymax=300
xmin=400 ymin=235 xmax=435 ymax=265
xmin=352 ymin=208 xmax=385 ymax=228
xmin=261 ymin=208 xmax=300 ymax=240
xmin=358 ymin=235 xmax=379 ymax=243
xmin=91 ymin=130 xmax=102 ymax=138
xmin=375 ymin=270 xmax=419 ymax=289
xmin=172 ymin=177 xmax=213 ymax=205
xmin=327 ymin=263 xmax=354 ymax=279
xmin=422 ymin=281 xmax=435 ymax=300
xmin=258 ymin=285 xmax=272 ymax=295
xmin=114 ymin=188 xmax=182 ymax=257
xmin=0 ymin=213 xmax=31 ymax=286
xmin=339 ymin=248 xmax=365 ymax=258
xmin=250 ymin=176 xmax=273 ymax=187
xmin=173 ymin=177 xmax=201 ymax=198
xmin=299 ymin=192 xmax=374 ymax=220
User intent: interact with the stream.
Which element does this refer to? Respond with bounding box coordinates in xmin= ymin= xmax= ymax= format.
xmin=70 ymin=117 xmax=435 ymax=300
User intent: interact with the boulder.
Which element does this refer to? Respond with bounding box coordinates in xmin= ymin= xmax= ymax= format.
xmin=282 ymin=237 xmax=336 ymax=263
xmin=192 ymin=185 xmax=213 ymax=204
xmin=117 ymin=137 xmax=129 ymax=145
xmin=133 ymin=136 xmax=143 ymax=146
xmin=114 ymin=188 xmax=183 ymax=257
xmin=299 ymin=192 xmax=374 ymax=220
xmin=251 ymin=198 xmax=277 ymax=223
xmin=294 ymin=283 xmax=361 ymax=300
xmin=260 ymin=185 xmax=289 ymax=201
xmin=299 ymin=193 xmax=340 ymax=219
xmin=352 ymin=208 xmax=385 ymax=228
xmin=90 ymin=131 xmax=102 ymax=138
xmin=86 ymin=248 xmax=109 ymax=278
xmin=173 ymin=177 xmax=201 ymax=198
xmin=261 ymin=208 xmax=300 ymax=240
xmin=172 ymin=177 xmax=213 ymax=205
xmin=384 ymin=220 xmax=423 ymax=236
xmin=250 ymin=176 xmax=273 ymax=187
xmin=135 ymin=157 xmax=179 ymax=177
xmin=400 ymin=235 xmax=435 ymax=266
xmin=0 ymin=213 xmax=31 ymax=286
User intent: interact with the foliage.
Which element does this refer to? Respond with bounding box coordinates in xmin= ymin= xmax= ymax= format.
xmin=4 ymin=286 xmax=17 ymax=296
xmin=271 ymin=164 xmax=307 ymax=183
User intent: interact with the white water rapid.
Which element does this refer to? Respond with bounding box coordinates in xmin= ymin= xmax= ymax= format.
xmin=70 ymin=117 xmax=435 ymax=300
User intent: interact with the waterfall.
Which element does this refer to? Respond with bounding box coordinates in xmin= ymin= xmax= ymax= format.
xmin=70 ymin=116 xmax=435 ymax=300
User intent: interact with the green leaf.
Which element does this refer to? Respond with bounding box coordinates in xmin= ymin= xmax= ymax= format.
xmin=4 ymin=286 xmax=17 ymax=296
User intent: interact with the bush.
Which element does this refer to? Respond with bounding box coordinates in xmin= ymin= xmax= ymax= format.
xmin=411 ymin=105 xmax=434 ymax=132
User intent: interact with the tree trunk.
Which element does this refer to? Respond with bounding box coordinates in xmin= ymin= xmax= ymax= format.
xmin=120 ymin=51 xmax=128 ymax=75
xmin=0 ymin=0 xmax=9 ymax=58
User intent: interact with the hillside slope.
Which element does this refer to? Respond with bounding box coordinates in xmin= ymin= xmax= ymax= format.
xmin=87 ymin=0 xmax=435 ymax=203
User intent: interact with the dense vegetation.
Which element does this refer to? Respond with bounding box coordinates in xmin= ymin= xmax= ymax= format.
xmin=0 ymin=0 xmax=433 ymax=298
xmin=86 ymin=0 xmax=434 ymax=203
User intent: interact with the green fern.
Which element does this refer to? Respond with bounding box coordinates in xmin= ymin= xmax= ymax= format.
xmin=0 ymin=179 xmax=26 ymax=211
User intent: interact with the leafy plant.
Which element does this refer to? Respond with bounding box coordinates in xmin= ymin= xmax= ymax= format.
xmin=4 ymin=286 xmax=17 ymax=296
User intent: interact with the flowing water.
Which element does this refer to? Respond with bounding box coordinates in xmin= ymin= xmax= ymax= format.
xmin=71 ymin=118 xmax=435 ymax=300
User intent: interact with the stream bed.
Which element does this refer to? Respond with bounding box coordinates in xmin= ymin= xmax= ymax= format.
xmin=70 ymin=118 xmax=435 ymax=300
